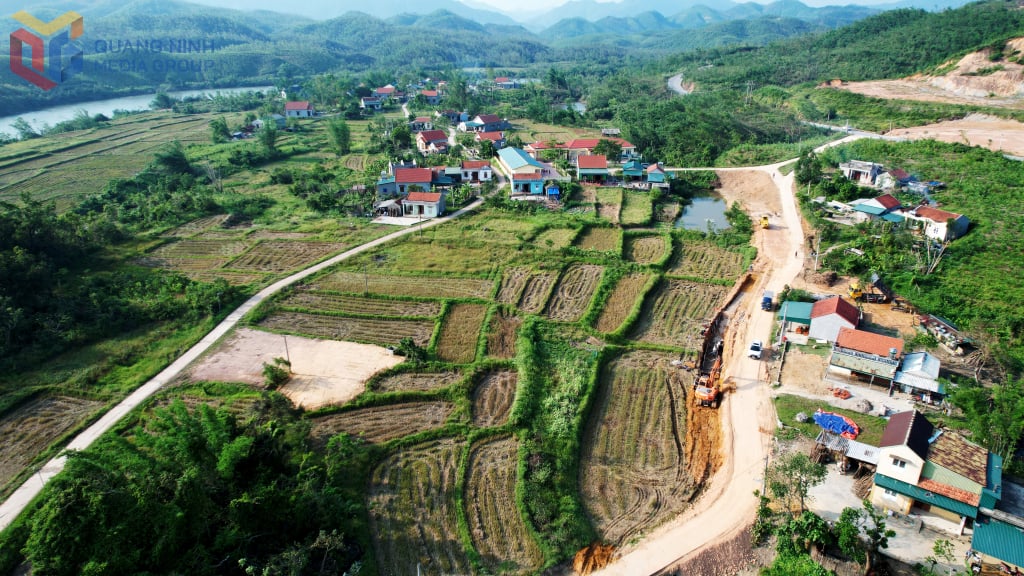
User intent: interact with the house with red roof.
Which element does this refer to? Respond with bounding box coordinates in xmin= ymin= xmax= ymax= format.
xmin=409 ymin=116 xmax=434 ymax=132
xmin=848 ymin=193 xmax=904 ymax=224
xmin=475 ymin=131 xmax=505 ymax=150
xmin=808 ymin=296 xmax=860 ymax=342
xmin=372 ymin=84 xmax=404 ymax=101
xmin=460 ymin=160 xmax=492 ymax=183
xmin=494 ymin=76 xmax=518 ymax=90
xmin=419 ymin=89 xmax=441 ymax=105
xmin=564 ymin=137 xmax=636 ymax=162
xmin=871 ymin=410 xmax=1003 ymax=538
xmin=284 ymin=101 xmax=315 ymax=118
xmin=360 ymin=96 xmax=383 ymax=112
xmin=376 ymin=167 xmax=433 ymax=196
xmin=828 ymin=327 xmax=904 ymax=386
xmin=416 ymin=129 xmax=450 ymax=156
xmin=576 ymin=154 xmax=609 ymax=182
xmin=459 ymin=113 xmax=507 ymax=133
xmin=403 ymin=191 xmax=445 ymax=218
xmin=902 ymin=205 xmax=969 ymax=241
xmin=876 ymin=168 xmax=916 ymax=190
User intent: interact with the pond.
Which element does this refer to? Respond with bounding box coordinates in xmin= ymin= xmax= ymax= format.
xmin=675 ymin=194 xmax=731 ymax=231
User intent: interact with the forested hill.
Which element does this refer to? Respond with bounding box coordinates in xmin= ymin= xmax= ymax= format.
xmin=671 ymin=0 xmax=1024 ymax=88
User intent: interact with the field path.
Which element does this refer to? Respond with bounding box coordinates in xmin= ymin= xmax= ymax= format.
xmin=592 ymin=138 xmax=859 ymax=575
xmin=0 ymin=198 xmax=485 ymax=532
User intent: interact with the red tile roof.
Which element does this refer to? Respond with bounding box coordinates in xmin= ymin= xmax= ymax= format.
xmin=889 ymin=168 xmax=910 ymax=180
xmin=514 ymin=173 xmax=543 ymax=181
xmin=811 ymin=296 xmax=859 ymax=326
xmin=420 ymin=90 xmax=439 ymax=97
xmin=577 ymin=154 xmax=608 ymax=169
xmin=917 ymin=478 xmax=980 ymax=506
xmin=417 ymin=130 xmax=448 ymax=143
xmin=375 ymin=85 xmax=395 ymax=94
xmin=284 ymin=100 xmax=312 ymax=111
xmin=526 ymin=140 xmax=557 ymax=150
xmin=413 ymin=116 xmax=432 ymax=123
xmin=875 ymin=194 xmax=902 ymax=210
xmin=461 ymin=160 xmax=490 ymax=169
xmin=476 ymin=114 xmax=501 ymax=124
xmin=494 ymin=76 xmax=510 ymax=83
xmin=565 ymin=137 xmax=636 ymax=150
xmin=647 ymin=164 xmax=665 ymax=174
xmin=395 ymin=168 xmax=432 ymax=184
xmin=835 ymin=327 xmax=904 ymax=358
xmin=880 ymin=410 xmax=934 ymax=460
xmin=406 ymin=192 xmax=442 ymax=203
xmin=476 ymin=131 xmax=504 ymax=141
xmin=913 ymin=206 xmax=961 ymax=222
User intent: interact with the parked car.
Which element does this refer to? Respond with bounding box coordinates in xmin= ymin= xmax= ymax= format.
xmin=748 ymin=340 xmax=763 ymax=360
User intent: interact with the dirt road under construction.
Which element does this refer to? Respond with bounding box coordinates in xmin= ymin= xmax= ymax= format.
xmin=592 ymin=138 xmax=858 ymax=574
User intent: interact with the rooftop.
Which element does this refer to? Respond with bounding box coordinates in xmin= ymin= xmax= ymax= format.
xmin=394 ymin=168 xmax=433 ymax=184
xmin=875 ymin=194 xmax=902 ymax=210
xmin=498 ymin=147 xmax=542 ymax=170
xmin=911 ymin=206 xmax=963 ymax=222
xmin=476 ymin=131 xmax=504 ymax=141
xmin=835 ymin=327 xmax=904 ymax=358
xmin=577 ymin=155 xmax=608 ymax=169
xmin=880 ymin=410 xmax=934 ymax=460
xmin=406 ymin=192 xmax=442 ymax=203
xmin=461 ymin=160 xmax=490 ymax=169
xmin=929 ymin=432 xmax=988 ymax=486
xmin=811 ymin=296 xmax=859 ymax=325
xmin=284 ymin=100 xmax=312 ymax=110
xmin=418 ymin=130 xmax=448 ymax=142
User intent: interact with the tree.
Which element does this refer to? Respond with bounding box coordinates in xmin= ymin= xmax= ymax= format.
xmin=11 ymin=117 xmax=39 ymax=140
xmin=210 ymin=117 xmax=230 ymax=143
xmin=593 ymin=139 xmax=623 ymax=162
xmin=951 ymin=378 xmax=1024 ymax=468
xmin=152 ymin=141 xmax=193 ymax=175
xmin=259 ymin=124 xmax=278 ymax=154
xmin=150 ymin=92 xmax=176 ymax=110
xmin=795 ymin=149 xmax=823 ymax=185
xmin=834 ymin=499 xmax=896 ymax=576
xmin=262 ymin=356 xmax=291 ymax=389
xmin=479 ymin=139 xmax=496 ymax=158
xmin=391 ymin=123 xmax=412 ymax=150
xmin=767 ymin=452 xmax=827 ymax=514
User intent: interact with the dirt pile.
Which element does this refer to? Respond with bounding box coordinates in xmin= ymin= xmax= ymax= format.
xmin=574 ymin=544 xmax=616 ymax=575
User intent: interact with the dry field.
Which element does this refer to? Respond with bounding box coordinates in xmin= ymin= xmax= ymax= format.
xmin=278 ymin=291 xmax=441 ymax=318
xmin=668 ymin=240 xmax=746 ymax=280
xmin=149 ymin=239 xmax=250 ymax=259
xmin=187 ymin=328 xmax=402 ymax=408
xmin=620 ymin=191 xmax=654 ymax=226
xmin=486 ymin=309 xmax=521 ymax=359
xmin=436 ymin=304 xmax=488 ymax=364
xmin=161 ymin=214 xmax=231 ymax=237
xmin=497 ymin=267 xmax=531 ymax=305
xmin=631 ymin=279 xmax=731 ymax=347
xmin=0 ymin=396 xmax=103 ymax=491
xmin=580 ymin=350 xmax=697 ymax=545
xmin=369 ymin=439 xmax=471 ymax=576
xmin=227 ymin=241 xmax=345 ymax=273
xmin=471 ymin=370 xmax=518 ymax=428
xmin=625 ymin=235 xmax=669 ymax=265
xmin=544 ymin=264 xmax=604 ymax=322
xmin=595 ymin=187 xmax=622 ymax=223
xmin=370 ymin=370 xmax=464 ymax=393
xmin=517 ymin=271 xmax=558 ymax=314
xmin=466 ymin=437 xmax=544 ymax=574
xmin=310 ymin=401 xmax=455 ymax=444
xmin=575 ymin=227 xmax=621 ymax=252
xmin=258 ymin=311 xmax=434 ymax=347
xmin=312 ymin=271 xmax=494 ymax=299
xmin=595 ymin=274 xmax=652 ymax=333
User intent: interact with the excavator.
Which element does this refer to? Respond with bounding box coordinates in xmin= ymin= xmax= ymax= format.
xmin=694 ymin=354 xmax=723 ymax=408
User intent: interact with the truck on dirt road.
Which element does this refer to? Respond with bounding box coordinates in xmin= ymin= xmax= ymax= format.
xmin=761 ymin=290 xmax=774 ymax=311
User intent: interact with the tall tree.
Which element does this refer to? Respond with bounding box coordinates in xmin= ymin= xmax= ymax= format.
xmin=834 ymin=499 xmax=896 ymax=576
xmin=326 ymin=118 xmax=351 ymax=156
xmin=209 ymin=117 xmax=230 ymax=143
xmin=767 ymin=452 xmax=827 ymax=514
xmin=259 ymin=124 xmax=278 ymax=155
xmin=951 ymin=378 xmax=1024 ymax=468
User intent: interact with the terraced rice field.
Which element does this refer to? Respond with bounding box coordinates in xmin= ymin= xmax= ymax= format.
xmin=533 ymin=227 xmax=578 ymax=250
xmin=625 ymin=235 xmax=669 ymax=265
xmin=466 ymin=437 xmax=543 ymax=574
xmin=258 ymin=311 xmax=434 ymax=347
xmin=371 ymin=371 xmax=464 ymax=393
xmin=517 ymin=271 xmax=558 ymax=314
xmin=486 ymin=309 xmax=520 ymax=359
xmin=543 ymin=264 xmax=604 ymax=322
xmin=0 ymin=396 xmax=103 ymax=491
xmin=436 ymin=304 xmax=488 ymax=364
xmin=278 ymin=291 xmax=441 ymax=318
xmin=579 ymin=350 xmax=697 ymax=545
xmin=310 ymin=401 xmax=455 ymax=444
xmin=575 ymin=227 xmax=620 ymax=252
xmin=227 ymin=241 xmax=345 ymax=273
xmin=369 ymin=439 xmax=471 ymax=576
xmin=668 ymin=240 xmax=747 ymax=280
xmin=620 ymin=191 xmax=654 ymax=226
xmin=149 ymin=239 xmax=250 ymax=259
xmin=631 ymin=279 xmax=731 ymax=347
xmin=162 ymin=215 xmax=231 ymax=237
xmin=314 ymin=271 xmax=494 ymax=299
xmin=595 ymin=188 xmax=622 ymax=223
xmin=497 ymin=267 xmax=531 ymax=305
xmin=471 ymin=370 xmax=518 ymax=427
xmin=595 ymin=274 xmax=652 ymax=333
xmin=187 ymin=270 xmax=267 ymax=285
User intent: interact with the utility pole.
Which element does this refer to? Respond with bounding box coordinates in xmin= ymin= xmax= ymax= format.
xmin=283 ymin=334 xmax=291 ymax=365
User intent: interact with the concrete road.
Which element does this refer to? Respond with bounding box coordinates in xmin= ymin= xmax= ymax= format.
xmin=0 ymin=198 xmax=484 ymax=532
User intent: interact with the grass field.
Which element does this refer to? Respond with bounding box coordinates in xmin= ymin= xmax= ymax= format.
xmin=668 ymin=239 xmax=747 ymax=280
xmin=258 ymin=311 xmax=435 ymax=347
xmin=472 ymin=370 xmax=518 ymax=428
xmin=310 ymin=401 xmax=455 ymax=444
xmin=631 ymin=279 xmax=731 ymax=347
xmin=620 ymin=191 xmax=654 ymax=227
xmin=575 ymin=226 xmax=621 ymax=252
xmin=625 ymin=235 xmax=669 ymax=265
xmin=436 ymin=303 xmax=488 ymax=363
xmin=595 ymin=274 xmax=652 ymax=333
xmin=312 ymin=271 xmax=494 ymax=300
xmin=773 ymin=394 xmax=888 ymax=446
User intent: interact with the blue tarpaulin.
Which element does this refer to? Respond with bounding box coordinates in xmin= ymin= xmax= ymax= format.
xmin=813 ymin=410 xmax=860 ymax=439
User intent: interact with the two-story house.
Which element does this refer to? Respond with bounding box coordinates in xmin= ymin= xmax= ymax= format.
xmin=416 ymin=129 xmax=450 ymax=155
xmin=376 ymin=167 xmax=433 ymax=196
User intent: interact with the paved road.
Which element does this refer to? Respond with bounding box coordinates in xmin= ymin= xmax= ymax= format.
xmin=667 ymin=73 xmax=690 ymax=95
xmin=0 ymin=198 xmax=484 ymax=532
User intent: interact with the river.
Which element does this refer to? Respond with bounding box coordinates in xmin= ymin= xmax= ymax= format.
xmin=0 ymin=86 xmax=276 ymax=137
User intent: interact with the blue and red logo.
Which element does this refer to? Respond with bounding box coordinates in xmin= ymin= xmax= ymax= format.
xmin=9 ymin=10 xmax=84 ymax=91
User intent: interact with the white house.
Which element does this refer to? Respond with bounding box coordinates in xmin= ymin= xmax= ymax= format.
xmin=284 ymin=101 xmax=315 ymax=118
xmin=808 ymin=296 xmax=860 ymax=342
xmin=901 ymin=206 xmax=969 ymax=241
xmin=460 ymin=160 xmax=492 ymax=183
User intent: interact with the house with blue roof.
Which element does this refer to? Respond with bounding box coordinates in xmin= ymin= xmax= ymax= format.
xmin=848 ymin=194 xmax=904 ymax=224
xmin=870 ymin=410 xmax=1024 ymax=574
xmin=498 ymin=147 xmax=546 ymax=195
